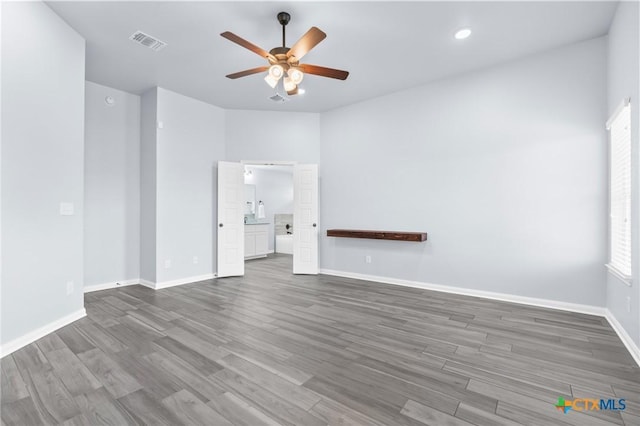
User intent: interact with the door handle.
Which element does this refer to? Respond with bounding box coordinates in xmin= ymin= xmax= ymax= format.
xmin=219 ymin=223 xmax=224 ymax=228
xmin=312 ymin=223 xmax=317 ymax=227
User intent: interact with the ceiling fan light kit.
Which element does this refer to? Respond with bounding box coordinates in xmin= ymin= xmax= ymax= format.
xmin=268 ymin=64 xmax=284 ymax=79
xmin=221 ymin=11 xmax=349 ymax=100
xmin=289 ymin=67 xmax=304 ymax=84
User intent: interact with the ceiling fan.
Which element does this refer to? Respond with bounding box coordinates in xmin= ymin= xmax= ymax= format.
xmin=221 ymin=12 xmax=349 ymax=98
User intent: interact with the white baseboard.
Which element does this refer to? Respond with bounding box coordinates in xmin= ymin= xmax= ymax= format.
xmin=0 ymin=308 xmax=86 ymax=358
xmin=245 ymin=254 xmax=268 ymax=260
xmin=604 ymin=309 xmax=640 ymax=367
xmin=139 ymin=278 xmax=155 ymax=289
xmin=84 ymin=279 xmax=139 ymax=293
xmin=320 ymin=269 xmax=606 ymax=317
xmin=140 ymin=273 xmax=217 ymax=290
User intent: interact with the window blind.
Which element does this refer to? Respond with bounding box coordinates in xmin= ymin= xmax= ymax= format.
xmin=608 ymin=100 xmax=632 ymax=279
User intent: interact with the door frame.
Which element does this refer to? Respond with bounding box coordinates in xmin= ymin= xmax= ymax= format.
xmin=241 ymin=161 xmax=298 ymax=263
xmin=240 ymin=160 xmax=318 ymax=274
xmin=241 ymin=160 xmax=298 ymax=167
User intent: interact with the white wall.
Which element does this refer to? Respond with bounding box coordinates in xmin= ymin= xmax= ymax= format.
xmin=1 ymin=2 xmax=85 ymax=345
xmin=320 ymin=37 xmax=607 ymax=307
xmin=226 ymin=110 xmax=319 ymax=255
xmin=84 ymin=82 xmax=140 ymax=288
xmin=140 ymin=88 xmax=158 ymax=283
xmin=225 ymin=110 xmax=320 ymax=163
xmin=155 ymin=88 xmax=226 ymax=283
xmin=606 ymin=1 xmax=640 ymax=346
xmin=245 ymin=166 xmax=294 ymax=251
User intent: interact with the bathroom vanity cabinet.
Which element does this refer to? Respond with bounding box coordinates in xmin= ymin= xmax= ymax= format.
xmin=245 ymin=223 xmax=269 ymax=259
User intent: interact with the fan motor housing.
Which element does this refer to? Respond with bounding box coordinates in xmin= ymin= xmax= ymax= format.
xmin=269 ymin=47 xmax=289 ymax=56
xmin=268 ymin=49 xmax=299 ymax=68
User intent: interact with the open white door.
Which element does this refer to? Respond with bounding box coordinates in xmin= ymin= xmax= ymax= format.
xmin=293 ymin=164 xmax=318 ymax=274
xmin=217 ymin=161 xmax=244 ymax=277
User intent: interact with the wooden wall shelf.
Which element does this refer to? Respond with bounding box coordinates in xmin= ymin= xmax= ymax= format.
xmin=327 ymin=229 xmax=427 ymax=242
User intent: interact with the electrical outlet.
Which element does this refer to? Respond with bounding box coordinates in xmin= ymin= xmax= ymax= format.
xmin=66 ymin=281 xmax=74 ymax=295
xmin=164 ymin=259 xmax=172 ymax=269
xmin=193 ymin=256 xmax=199 ymax=264
xmin=627 ymin=296 xmax=632 ymax=313
xmin=365 ymin=255 xmax=372 ymax=264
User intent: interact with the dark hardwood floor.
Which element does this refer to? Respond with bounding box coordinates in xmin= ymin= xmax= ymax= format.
xmin=1 ymin=253 xmax=639 ymax=425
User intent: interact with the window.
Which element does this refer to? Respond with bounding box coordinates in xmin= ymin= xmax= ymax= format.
xmin=607 ymin=99 xmax=632 ymax=283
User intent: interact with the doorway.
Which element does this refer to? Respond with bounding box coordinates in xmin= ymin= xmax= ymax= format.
xmin=244 ymin=164 xmax=294 ymax=261
xmin=216 ymin=161 xmax=318 ymax=278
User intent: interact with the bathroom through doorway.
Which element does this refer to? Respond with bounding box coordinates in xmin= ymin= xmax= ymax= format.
xmin=216 ymin=161 xmax=318 ymax=278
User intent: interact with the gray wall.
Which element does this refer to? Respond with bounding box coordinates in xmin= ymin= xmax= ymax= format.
xmin=225 ymin=110 xmax=320 ymax=163
xmin=1 ymin=2 xmax=85 ymax=344
xmin=140 ymin=88 xmax=158 ymax=283
xmin=84 ymin=82 xmax=140 ymax=287
xmin=245 ymin=166 xmax=294 ymax=251
xmin=320 ymin=37 xmax=607 ymax=307
xmin=606 ymin=1 xmax=640 ymax=345
xmin=155 ymin=88 xmax=226 ymax=283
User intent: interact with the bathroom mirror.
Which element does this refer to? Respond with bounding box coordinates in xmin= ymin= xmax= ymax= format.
xmin=244 ymin=184 xmax=256 ymax=215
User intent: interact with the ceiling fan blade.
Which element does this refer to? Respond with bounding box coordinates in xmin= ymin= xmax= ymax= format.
xmin=286 ymin=27 xmax=326 ymax=61
xmin=226 ymin=66 xmax=269 ymax=79
xmin=298 ymin=64 xmax=349 ymax=80
xmin=221 ymin=31 xmax=276 ymax=62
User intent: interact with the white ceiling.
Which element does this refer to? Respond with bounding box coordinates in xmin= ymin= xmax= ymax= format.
xmin=47 ymin=1 xmax=617 ymax=113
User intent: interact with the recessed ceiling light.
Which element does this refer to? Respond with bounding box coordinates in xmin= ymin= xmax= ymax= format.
xmin=454 ymin=28 xmax=472 ymax=40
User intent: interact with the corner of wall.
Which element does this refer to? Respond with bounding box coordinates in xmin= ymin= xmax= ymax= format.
xmin=139 ymin=88 xmax=158 ymax=283
xmin=605 ymin=0 xmax=640 ymax=348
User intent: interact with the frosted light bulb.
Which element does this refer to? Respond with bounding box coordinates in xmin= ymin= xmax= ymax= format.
xmin=283 ymin=77 xmax=296 ymax=92
xmin=289 ymin=68 xmax=304 ymax=84
xmin=268 ymin=64 xmax=284 ymax=79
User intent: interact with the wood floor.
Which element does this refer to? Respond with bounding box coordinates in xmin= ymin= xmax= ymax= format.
xmin=2 ymin=254 xmax=639 ymax=425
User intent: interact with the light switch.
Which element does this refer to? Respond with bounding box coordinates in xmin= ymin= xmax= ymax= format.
xmin=157 ymin=120 xmax=164 ymax=129
xmin=60 ymin=202 xmax=74 ymax=216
